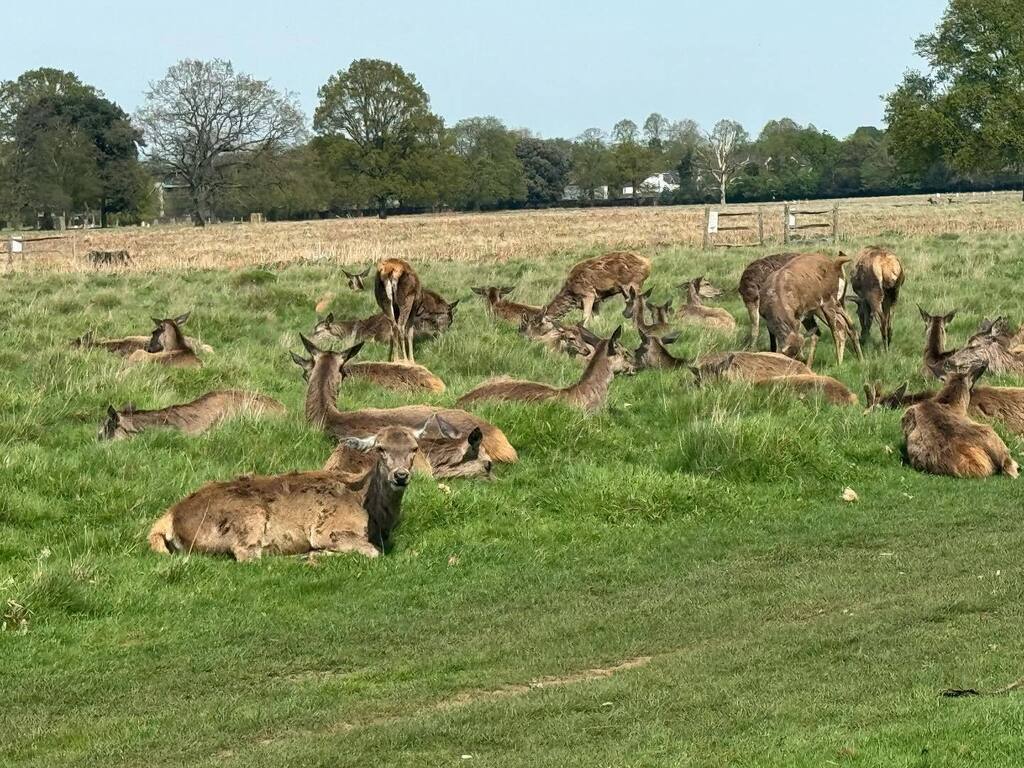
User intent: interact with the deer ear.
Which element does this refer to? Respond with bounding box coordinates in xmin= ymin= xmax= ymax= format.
xmin=467 ymin=427 xmax=483 ymax=447
xmin=173 ymin=311 xmax=190 ymax=327
xmin=448 ymin=299 xmax=460 ymax=312
xmin=341 ymin=341 xmax=364 ymax=364
xmin=893 ymin=382 xmax=909 ymax=400
xmin=151 ymin=317 xmax=163 ymax=327
xmin=433 ymin=414 xmax=459 ymax=439
xmin=918 ymin=305 xmax=929 ymax=321
xmin=412 ymin=420 xmax=430 ymax=440
xmin=609 ymin=325 xmax=623 ymax=345
xmin=299 ymin=333 xmax=320 ymax=356
xmin=944 ymin=310 xmax=957 ymax=324
xmin=358 ymin=266 xmax=371 ymax=277
xmin=342 ymin=435 xmax=377 ymax=452
xmin=969 ymin=362 xmax=988 ymax=386
xmin=643 ymin=287 xmax=653 ymax=299
xmin=499 ymin=286 xmax=515 ymax=296
xmin=290 ymin=351 xmax=313 ymax=371
xmin=661 ymin=332 xmax=680 ymax=345
xmin=106 ymin=405 xmax=119 ymax=422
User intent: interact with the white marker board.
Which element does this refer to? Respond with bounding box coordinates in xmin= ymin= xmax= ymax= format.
xmin=707 ymin=211 xmax=719 ymax=234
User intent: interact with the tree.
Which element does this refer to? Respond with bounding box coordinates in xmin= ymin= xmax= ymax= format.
xmin=885 ymin=0 xmax=1024 ymax=198
xmin=643 ymin=113 xmax=671 ymax=149
xmin=612 ymin=119 xmax=655 ymax=201
xmin=449 ymin=117 xmax=526 ymax=209
xmin=569 ymin=129 xmax=614 ymax=201
xmin=515 ymin=137 xmax=571 ymax=205
xmin=314 ymin=59 xmax=446 ymax=217
xmin=0 ymin=68 xmax=96 ymax=142
xmin=697 ymin=119 xmax=750 ymax=204
xmin=136 ymin=59 xmax=305 ymax=226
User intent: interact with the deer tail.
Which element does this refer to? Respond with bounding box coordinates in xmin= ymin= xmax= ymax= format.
xmin=148 ymin=512 xmax=176 ymax=554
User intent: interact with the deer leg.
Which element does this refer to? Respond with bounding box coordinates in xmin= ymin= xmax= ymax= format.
xmin=580 ymin=294 xmax=596 ymax=327
xmin=745 ymin=299 xmax=760 ymax=348
xmin=819 ymin=306 xmax=846 ymax=365
xmin=843 ymin=307 xmax=864 ymax=361
xmin=857 ymin=301 xmax=873 ymax=347
xmin=312 ymin=529 xmax=381 ymax=558
xmin=405 ymin=325 xmax=416 ymax=364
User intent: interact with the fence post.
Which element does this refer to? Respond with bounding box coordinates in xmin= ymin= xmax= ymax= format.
xmin=757 ymin=207 xmax=764 ymax=246
xmin=783 ymin=204 xmax=791 ymax=245
xmin=702 ymin=206 xmax=710 ymax=251
xmin=832 ymin=204 xmax=839 ymax=244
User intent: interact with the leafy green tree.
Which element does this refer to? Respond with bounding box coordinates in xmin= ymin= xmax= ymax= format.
xmin=612 ymin=119 xmax=655 ymax=201
xmin=514 ymin=136 xmax=571 ymax=205
xmin=569 ymin=129 xmax=614 ymax=201
xmin=747 ymin=119 xmax=840 ymax=200
xmin=449 ymin=117 xmax=526 ymax=209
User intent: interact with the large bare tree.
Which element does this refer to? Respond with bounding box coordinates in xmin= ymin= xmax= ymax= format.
xmin=698 ymin=119 xmax=750 ymax=205
xmin=136 ymin=59 xmax=304 ymax=225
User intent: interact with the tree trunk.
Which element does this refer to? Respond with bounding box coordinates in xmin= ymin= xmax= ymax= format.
xmin=720 ymin=186 xmax=727 ymax=205
xmin=100 ymin=198 xmax=108 ymax=229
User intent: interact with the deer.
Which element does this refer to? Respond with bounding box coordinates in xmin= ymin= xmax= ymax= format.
xmin=456 ymin=326 xmax=634 ymax=411
xmin=623 ymin=288 xmax=673 ymax=336
xmin=342 ymin=265 xmax=372 ymax=291
xmin=849 ymin=246 xmax=905 ymax=350
xmin=414 ymin=289 xmax=460 ymax=338
xmin=99 ymin=391 xmax=285 ymax=441
xmin=291 ymin=348 xmax=445 ymax=394
xmin=148 ymin=423 xmax=429 ymax=560
xmin=311 ymin=311 xmax=393 ymax=346
xmin=633 ymin=330 xmax=687 ymax=370
xmin=71 ymin=314 xmax=213 ymax=357
xmin=755 ymin=374 xmax=859 ymax=406
xmin=471 ymin=286 xmax=545 ymax=325
xmin=738 ymin=252 xmax=800 ymax=346
xmin=542 ymin=251 xmax=651 ymax=326
xmin=677 ymin=277 xmax=736 ymax=332
xmin=297 ymin=335 xmax=517 ymax=469
xmin=947 ymin=317 xmax=1024 ymax=376
xmin=758 ymin=252 xmax=861 ymax=364
xmin=518 ymin=315 xmax=596 ymax=359
xmin=126 ymin=315 xmax=202 ymax=368
xmin=374 ymin=258 xmax=422 ymax=362
xmin=690 ymin=351 xmax=812 ymax=384
xmin=918 ymin=306 xmax=959 ymax=378
xmin=901 ymin=364 xmax=1018 ymax=479
xmin=867 ymin=379 xmax=1024 ymax=436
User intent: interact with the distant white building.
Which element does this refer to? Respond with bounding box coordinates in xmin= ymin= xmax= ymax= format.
xmin=562 ymin=184 xmax=609 ymax=201
xmin=622 ymin=171 xmax=681 ymax=198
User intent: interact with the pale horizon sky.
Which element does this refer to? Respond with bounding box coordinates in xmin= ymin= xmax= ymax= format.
xmin=4 ymin=0 xmax=946 ymax=140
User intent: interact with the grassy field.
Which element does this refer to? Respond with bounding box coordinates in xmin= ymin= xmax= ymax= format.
xmin=3 ymin=223 xmax=1024 ymax=766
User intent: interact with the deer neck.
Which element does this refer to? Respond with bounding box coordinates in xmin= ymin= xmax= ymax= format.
xmin=933 ymin=379 xmax=972 ymax=413
xmin=364 ymin=463 xmax=405 ymax=545
xmin=164 ymin=326 xmax=191 ymax=353
xmin=305 ymin=359 xmax=345 ymax=427
xmin=566 ymin=344 xmax=615 ymax=407
xmin=687 ymin=283 xmax=703 ymax=307
xmin=925 ymin=321 xmax=947 ymax=360
xmin=653 ymin=342 xmax=686 ymax=368
xmin=543 ymin=287 xmax=575 ymax=319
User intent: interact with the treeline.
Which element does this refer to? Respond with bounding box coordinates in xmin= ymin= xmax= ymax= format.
xmin=0 ymin=0 xmax=1019 ymax=228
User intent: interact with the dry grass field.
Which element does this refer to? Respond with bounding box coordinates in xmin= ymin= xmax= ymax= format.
xmin=5 ymin=191 xmax=1022 ymax=274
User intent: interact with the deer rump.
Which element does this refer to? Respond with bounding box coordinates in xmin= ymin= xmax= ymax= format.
xmin=902 ymin=403 xmax=1015 ymax=478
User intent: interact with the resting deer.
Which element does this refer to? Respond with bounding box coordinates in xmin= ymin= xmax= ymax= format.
xmin=298 ymin=335 xmax=517 ymax=469
xmin=519 ymin=315 xmax=595 ymax=359
xmin=456 ymin=326 xmax=634 ymax=411
xmin=901 ymin=364 xmax=1018 ymax=479
xmin=292 ymin=348 xmax=445 ymax=394
xmin=691 ymin=351 xmax=812 ymax=384
xmin=99 ymin=391 xmax=284 ymax=441
xmin=678 ymin=277 xmax=736 ymax=332
xmin=867 ymin=380 xmax=1024 ymax=436
xmin=739 ymin=252 xmax=800 ymax=345
xmin=148 ymin=424 xmax=428 ymax=560
xmin=342 ymin=265 xmax=372 ymax=291
xmin=126 ymin=315 xmax=202 ymax=368
xmin=471 ymin=286 xmax=545 ymax=325
xmin=543 ymin=251 xmax=651 ymax=326
xmin=918 ymin=306 xmax=959 ymax=378
xmin=755 ymin=374 xmax=858 ymax=406
xmin=623 ymin=288 xmax=673 ymax=336
xmin=375 ymin=258 xmax=422 ymax=362
xmin=414 ymin=289 xmax=459 ymax=338
xmin=948 ymin=317 xmax=1024 ymax=376
xmin=849 ymin=246 xmax=904 ymax=350
xmin=72 ymin=313 xmax=213 ymax=356
xmin=759 ymin=252 xmax=861 ymax=364
xmin=312 ymin=311 xmax=393 ymax=346
xmin=634 ymin=330 xmax=687 ymax=370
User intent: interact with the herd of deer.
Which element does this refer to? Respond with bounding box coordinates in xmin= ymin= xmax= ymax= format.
xmin=70 ymin=246 xmax=1023 ymax=562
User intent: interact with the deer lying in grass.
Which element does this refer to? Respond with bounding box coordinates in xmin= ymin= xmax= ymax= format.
xmin=99 ymin=391 xmax=284 ymax=441
xmin=519 ymin=315 xmax=595 ymax=359
xmin=623 ymin=288 xmax=673 ymax=336
xmin=375 ymin=258 xmax=422 ymax=362
xmin=691 ymin=351 xmax=812 ymax=384
xmin=342 ymin=265 xmax=371 ymax=291
xmin=900 ymin=364 xmax=1018 ymax=478
xmin=948 ymin=317 xmax=1024 ymax=376
xmin=759 ymin=252 xmax=860 ymax=364
xmin=633 ymin=330 xmax=687 ymax=370
xmin=738 ymin=252 xmax=800 ymax=345
xmin=867 ymin=379 xmax=1024 ymax=436
xmin=292 ymin=348 xmax=445 ymax=394
xmin=148 ymin=423 xmax=427 ymax=560
xmin=755 ymin=374 xmax=858 ymax=406
xmin=125 ymin=316 xmax=202 ymax=368
xmin=457 ymin=326 xmax=634 ymax=411
xmin=849 ymin=246 xmax=904 ymax=350
xmin=677 ymin=277 xmax=736 ymax=331
xmin=72 ymin=312 xmax=213 ymax=356
xmin=543 ymin=251 xmax=651 ymax=326
xmin=299 ymin=335 xmax=517 ymax=469
xmin=414 ymin=289 xmax=459 ymax=338
xmin=472 ymin=286 xmax=545 ymax=325
xmin=918 ymin=306 xmax=959 ymax=378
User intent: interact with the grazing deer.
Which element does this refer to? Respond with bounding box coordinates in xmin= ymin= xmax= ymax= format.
xmin=756 ymin=374 xmax=859 ymax=406
xmin=99 ymin=391 xmax=284 ymax=441
xmin=623 ymin=288 xmax=674 ymax=336
xmin=471 ymin=286 xmax=545 ymax=325
xmin=311 ymin=311 xmax=393 ymax=346
xmin=342 ymin=265 xmax=372 ymax=291
xmin=298 ymin=335 xmax=517 ymax=467
xmin=148 ymin=424 xmax=428 ymax=560
xmin=291 ymin=349 xmax=445 ymax=394
xmin=759 ymin=252 xmax=860 ymax=364
xmin=374 ymin=258 xmax=422 ymax=362
xmin=691 ymin=351 xmax=812 ymax=384
xmin=901 ymin=364 xmax=1018 ymax=478
xmin=456 ymin=326 xmax=634 ymax=411
xmin=634 ymin=330 xmax=687 ymax=370
xmin=948 ymin=317 xmax=1024 ymax=376
xmin=738 ymin=252 xmax=800 ymax=346
xmin=126 ymin=315 xmax=202 ymax=368
xmin=414 ymin=289 xmax=459 ymax=338
xmin=849 ymin=246 xmax=904 ymax=350
xmin=867 ymin=380 xmax=1024 ymax=436
xmin=918 ymin=306 xmax=959 ymax=378
xmin=543 ymin=251 xmax=651 ymax=326
xmin=677 ymin=276 xmax=736 ymax=332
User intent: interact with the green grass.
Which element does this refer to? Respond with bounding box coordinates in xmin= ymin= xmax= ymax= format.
xmin=3 ymin=234 xmax=1024 ymax=767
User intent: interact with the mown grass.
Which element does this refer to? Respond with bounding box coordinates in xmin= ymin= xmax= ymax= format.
xmin=2 ymin=232 xmax=1024 ymax=766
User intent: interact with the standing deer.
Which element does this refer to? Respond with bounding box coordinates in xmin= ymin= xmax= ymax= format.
xmin=543 ymin=251 xmax=651 ymax=326
xmin=677 ymin=276 xmax=736 ymax=332
xmin=456 ymin=326 xmax=634 ymax=411
xmin=342 ymin=266 xmax=372 ymax=291
xmin=126 ymin=315 xmax=202 ymax=368
xmin=148 ymin=424 xmax=428 ymax=560
xmin=738 ymin=252 xmax=800 ymax=346
xmin=849 ymin=246 xmax=904 ymax=350
xmin=99 ymin=391 xmax=284 ymax=441
xmin=471 ymin=286 xmax=544 ymax=325
xmin=375 ymin=258 xmax=422 ymax=362
xmin=918 ymin=306 xmax=959 ymax=378
xmin=901 ymin=364 xmax=1018 ymax=478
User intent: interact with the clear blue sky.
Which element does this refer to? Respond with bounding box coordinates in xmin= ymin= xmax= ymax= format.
xmin=4 ymin=0 xmax=946 ymax=140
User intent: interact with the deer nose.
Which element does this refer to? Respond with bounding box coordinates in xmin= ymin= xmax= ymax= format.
xmin=393 ymin=469 xmax=410 ymax=486
xmin=484 ymin=461 xmax=493 ymax=473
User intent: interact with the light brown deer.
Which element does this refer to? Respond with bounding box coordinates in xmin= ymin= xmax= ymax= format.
xmin=298 ymin=335 xmax=517 ymax=467
xmin=72 ymin=313 xmax=213 ymax=357
xmin=633 ymin=330 xmax=687 ymax=370
xmin=867 ymin=380 xmax=1024 ymax=436
xmin=691 ymin=351 xmax=812 ymax=384
xmin=677 ymin=277 xmax=737 ymax=331
xmin=738 ymin=252 xmax=804 ymax=346
xmin=99 ymin=391 xmax=284 ymax=441
xmin=291 ymin=349 xmax=445 ymax=394
xmin=756 ymin=374 xmax=859 ymax=406
xmin=456 ymin=326 xmax=634 ymax=411
xmin=414 ymin=289 xmax=460 ymax=338
xmin=918 ymin=306 xmax=959 ymax=378
xmin=948 ymin=317 xmax=1024 ymax=376
xmin=471 ymin=286 xmax=545 ymax=325
xmin=148 ymin=424 xmax=428 ymax=560
xmin=623 ymin=287 xmax=674 ymax=336
xmin=543 ymin=251 xmax=651 ymax=326
xmin=126 ymin=316 xmax=202 ymax=368
xmin=342 ymin=265 xmax=372 ymax=291
xmin=759 ymin=252 xmax=860 ymax=364
xmin=901 ymin=364 xmax=1018 ymax=478
xmin=849 ymin=246 xmax=904 ymax=350
xmin=375 ymin=258 xmax=422 ymax=362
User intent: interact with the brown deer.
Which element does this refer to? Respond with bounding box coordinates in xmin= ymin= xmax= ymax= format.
xmin=518 ymin=315 xmax=595 ymax=359
xmin=298 ymin=335 xmax=517 ymax=466
xmin=759 ymin=252 xmax=860 ymax=364
xmin=623 ymin=288 xmax=674 ymax=336
xmin=849 ymin=246 xmax=905 ymax=350
xmin=311 ymin=311 xmax=393 ymax=346
xmin=948 ymin=317 xmax=1024 ymax=376
xmin=342 ymin=265 xmax=372 ymax=291
xmin=918 ymin=306 xmax=959 ymax=378
xmin=126 ymin=316 xmax=202 ymax=368
xmin=756 ymin=374 xmax=859 ymax=406
xmin=677 ymin=277 xmax=737 ymax=332
xmin=414 ymin=289 xmax=459 ymax=338
xmin=456 ymin=326 xmax=634 ymax=411
xmin=543 ymin=251 xmax=651 ymax=326
xmin=148 ymin=424 xmax=428 ymax=560
xmin=738 ymin=252 xmax=800 ymax=345
xmin=99 ymin=391 xmax=284 ymax=441
xmin=291 ymin=349 xmax=445 ymax=394
xmin=901 ymin=364 xmax=1018 ymax=479
xmin=72 ymin=314 xmax=213 ymax=357
xmin=867 ymin=380 xmax=1024 ymax=436
xmin=375 ymin=258 xmax=422 ymax=362
xmin=633 ymin=330 xmax=687 ymax=370
xmin=691 ymin=351 xmax=812 ymax=384
xmin=471 ymin=286 xmax=545 ymax=325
